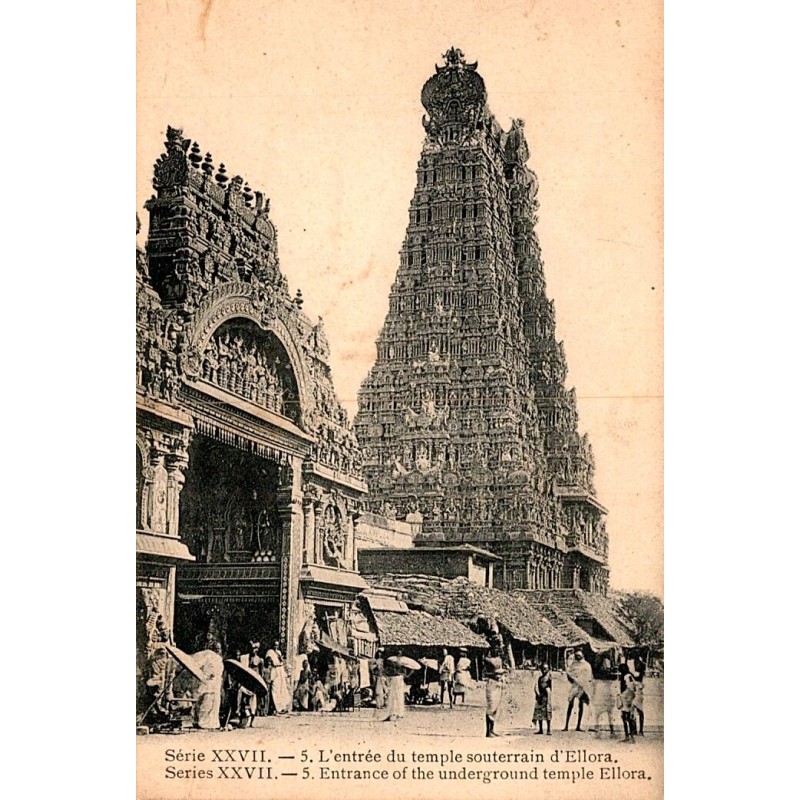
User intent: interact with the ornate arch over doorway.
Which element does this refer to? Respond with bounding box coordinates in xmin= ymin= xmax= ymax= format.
xmin=181 ymin=281 xmax=312 ymax=426
xmin=195 ymin=317 xmax=302 ymax=424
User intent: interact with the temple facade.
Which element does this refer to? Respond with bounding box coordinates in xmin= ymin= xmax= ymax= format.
xmin=354 ymin=49 xmax=609 ymax=594
xmin=136 ymin=127 xmax=369 ymax=713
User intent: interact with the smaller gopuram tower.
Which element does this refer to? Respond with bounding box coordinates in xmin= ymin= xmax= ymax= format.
xmin=354 ymin=49 xmax=609 ymax=593
xmin=136 ymin=127 xmax=368 ymax=693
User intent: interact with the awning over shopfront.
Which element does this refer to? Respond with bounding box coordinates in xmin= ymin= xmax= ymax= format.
xmin=318 ymin=632 xmax=359 ymax=660
xmin=300 ymin=565 xmax=369 ymax=591
xmin=136 ymin=531 xmax=195 ymax=562
xmin=300 ymin=565 xmax=370 ymax=605
xmin=585 ymin=636 xmax=621 ymax=654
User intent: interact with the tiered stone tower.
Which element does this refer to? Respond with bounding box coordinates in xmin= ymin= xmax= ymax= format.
xmin=354 ymin=49 xmax=609 ymax=593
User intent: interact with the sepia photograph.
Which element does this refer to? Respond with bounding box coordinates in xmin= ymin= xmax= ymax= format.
xmin=135 ymin=2 xmax=663 ymax=798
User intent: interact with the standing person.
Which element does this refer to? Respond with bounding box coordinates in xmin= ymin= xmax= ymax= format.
xmin=632 ymin=656 xmax=646 ymax=736
xmin=532 ymin=663 xmax=553 ymax=735
xmin=294 ymin=657 xmax=312 ymax=712
xmin=246 ymin=641 xmax=266 ymax=717
xmin=235 ymin=642 xmax=262 ymax=728
xmin=592 ymin=653 xmax=618 ymax=738
xmin=265 ymin=641 xmax=291 ymax=715
xmin=193 ymin=646 xmax=224 ymax=730
xmin=237 ymin=684 xmax=257 ymax=728
xmin=372 ymin=648 xmax=388 ymax=710
xmin=380 ymin=655 xmax=408 ymax=721
xmin=563 ymin=650 xmax=593 ymax=732
xmin=219 ymin=651 xmax=241 ymax=728
xmin=483 ymin=637 xmax=506 ymax=738
xmin=453 ymin=648 xmax=472 ymax=704
xmin=618 ymin=664 xmax=638 ymax=742
xmin=439 ymin=648 xmax=455 ymax=707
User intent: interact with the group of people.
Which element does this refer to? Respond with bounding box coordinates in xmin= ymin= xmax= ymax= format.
xmin=221 ymin=640 xmax=292 ymax=728
xmin=436 ymin=648 xmax=473 ymax=707
xmin=181 ymin=636 xmax=646 ymax=742
xmin=292 ymin=656 xmax=357 ymax=713
xmin=533 ymin=650 xmax=645 ymax=742
xmin=370 ymin=647 xmax=474 ymax=720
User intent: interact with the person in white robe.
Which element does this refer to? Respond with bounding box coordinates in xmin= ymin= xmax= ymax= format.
xmin=265 ymin=642 xmax=291 ymax=715
xmin=192 ymin=649 xmax=223 ymax=729
xmin=563 ymin=650 xmax=593 ymax=732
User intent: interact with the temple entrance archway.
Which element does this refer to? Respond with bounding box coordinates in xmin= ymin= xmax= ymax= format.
xmin=175 ymin=434 xmax=286 ymax=657
xmin=179 ymin=435 xmax=282 ymax=564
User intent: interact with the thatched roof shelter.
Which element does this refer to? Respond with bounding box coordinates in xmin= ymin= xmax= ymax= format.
xmin=363 ymin=574 xmax=568 ymax=648
xmin=368 ymin=607 xmax=488 ymax=649
xmin=520 ymin=589 xmax=636 ymax=649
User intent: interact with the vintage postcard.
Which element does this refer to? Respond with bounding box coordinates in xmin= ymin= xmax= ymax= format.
xmin=136 ymin=1 xmax=663 ymax=798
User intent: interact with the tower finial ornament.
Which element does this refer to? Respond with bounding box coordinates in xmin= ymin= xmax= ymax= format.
xmin=436 ymin=47 xmax=478 ymax=74
xmin=444 ymin=47 xmax=464 ymax=67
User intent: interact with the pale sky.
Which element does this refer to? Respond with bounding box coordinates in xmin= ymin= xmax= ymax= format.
xmin=137 ymin=0 xmax=663 ymax=596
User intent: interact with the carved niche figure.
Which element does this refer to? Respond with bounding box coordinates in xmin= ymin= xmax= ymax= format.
xmin=148 ymin=458 xmax=168 ymax=533
xmin=416 ymin=445 xmax=431 ymax=473
xmin=253 ymin=507 xmax=280 ymax=559
xmin=320 ymin=504 xmax=346 ymax=568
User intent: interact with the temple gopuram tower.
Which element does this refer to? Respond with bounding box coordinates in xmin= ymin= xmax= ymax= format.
xmin=354 ymin=49 xmax=609 ymax=593
xmin=136 ymin=127 xmax=369 ymax=710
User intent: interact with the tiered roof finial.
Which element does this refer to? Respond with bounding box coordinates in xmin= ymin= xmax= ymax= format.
xmin=150 ymin=126 xmax=272 ymax=223
xmin=189 ymin=141 xmax=203 ymax=168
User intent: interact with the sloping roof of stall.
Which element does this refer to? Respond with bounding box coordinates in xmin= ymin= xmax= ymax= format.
xmin=362 ymin=593 xmax=409 ymax=613
xmin=363 ymin=574 xmax=568 ymax=647
xmin=370 ymin=609 xmax=488 ymax=648
xmin=520 ymin=589 xmax=636 ymax=648
xmin=529 ymin=602 xmax=594 ymax=646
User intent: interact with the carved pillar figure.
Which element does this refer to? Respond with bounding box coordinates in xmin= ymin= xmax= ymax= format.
xmin=144 ymin=449 xmax=168 ymax=533
xmin=164 ymin=449 xmax=188 ymax=538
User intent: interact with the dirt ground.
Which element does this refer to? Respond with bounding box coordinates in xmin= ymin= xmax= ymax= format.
xmin=136 ymin=671 xmax=663 ymax=800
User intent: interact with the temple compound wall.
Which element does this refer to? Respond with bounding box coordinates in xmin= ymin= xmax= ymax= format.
xmin=136 ymin=128 xmax=367 ymax=715
xmin=354 ymin=49 xmax=610 ymax=595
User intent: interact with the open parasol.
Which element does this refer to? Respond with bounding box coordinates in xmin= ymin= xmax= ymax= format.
xmin=224 ymin=659 xmax=269 ymax=696
xmin=388 ymin=655 xmax=421 ymax=671
xmin=418 ymin=657 xmax=439 ymax=684
xmin=164 ymin=644 xmax=206 ymax=682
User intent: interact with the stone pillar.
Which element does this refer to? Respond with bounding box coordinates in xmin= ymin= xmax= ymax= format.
xmin=348 ymin=509 xmax=358 ymax=570
xmin=302 ymin=496 xmax=315 ymax=565
xmin=313 ymin=499 xmax=324 ymax=564
xmin=350 ymin=508 xmax=361 ymax=572
xmin=506 ymin=640 xmax=516 ymax=670
xmin=164 ymin=565 xmax=177 ymax=632
xmin=276 ymin=456 xmax=304 ymax=676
